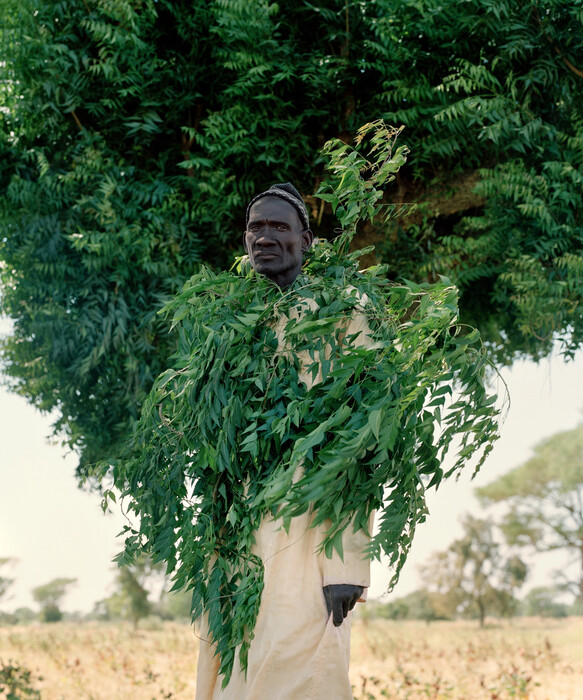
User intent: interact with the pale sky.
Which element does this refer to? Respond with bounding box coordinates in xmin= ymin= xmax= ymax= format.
xmin=1 ymin=311 xmax=582 ymax=612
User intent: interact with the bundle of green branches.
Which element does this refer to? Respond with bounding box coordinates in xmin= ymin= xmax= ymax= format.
xmin=105 ymin=122 xmax=501 ymax=684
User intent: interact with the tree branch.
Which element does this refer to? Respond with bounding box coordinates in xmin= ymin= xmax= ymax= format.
xmin=70 ymin=110 xmax=83 ymax=131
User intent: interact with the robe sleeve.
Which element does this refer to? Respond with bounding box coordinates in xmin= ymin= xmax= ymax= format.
xmin=318 ymin=513 xmax=374 ymax=601
xmin=318 ymin=296 xmax=378 ymax=602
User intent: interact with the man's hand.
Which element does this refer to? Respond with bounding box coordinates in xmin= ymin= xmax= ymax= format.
xmin=323 ymin=584 xmax=364 ymax=627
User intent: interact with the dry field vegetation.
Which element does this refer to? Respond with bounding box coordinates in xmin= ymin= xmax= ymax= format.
xmin=0 ymin=617 xmax=582 ymax=699
xmin=350 ymin=617 xmax=583 ymax=700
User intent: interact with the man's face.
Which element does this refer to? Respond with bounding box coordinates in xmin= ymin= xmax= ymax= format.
xmin=244 ymin=196 xmax=313 ymax=288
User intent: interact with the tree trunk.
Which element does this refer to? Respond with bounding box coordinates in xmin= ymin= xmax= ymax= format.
xmin=477 ymin=600 xmax=485 ymax=628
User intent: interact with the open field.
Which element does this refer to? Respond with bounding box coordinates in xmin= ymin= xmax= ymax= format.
xmin=1 ymin=617 xmax=582 ymax=699
xmin=350 ymin=617 xmax=583 ymax=699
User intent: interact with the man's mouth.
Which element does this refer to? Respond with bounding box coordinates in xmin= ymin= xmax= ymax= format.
xmin=255 ymin=252 xmax=278 ymax=260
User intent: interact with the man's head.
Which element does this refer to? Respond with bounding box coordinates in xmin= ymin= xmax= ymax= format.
xmin=244 ymin=183 xmax=313 ymax=288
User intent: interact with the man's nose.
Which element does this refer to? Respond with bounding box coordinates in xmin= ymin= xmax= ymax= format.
xmin=255 ymin=231 xmax=276 ymax=247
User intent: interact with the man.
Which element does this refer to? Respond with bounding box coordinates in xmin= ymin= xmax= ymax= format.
xmin=195 ymin=183 xmax=373 ymax=699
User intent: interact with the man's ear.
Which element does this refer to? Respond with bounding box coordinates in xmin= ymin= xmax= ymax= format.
xmin=242 ymin=231 xmax=249 ymax=254
xmin=302 ymin=229 xmax=314 ymax=252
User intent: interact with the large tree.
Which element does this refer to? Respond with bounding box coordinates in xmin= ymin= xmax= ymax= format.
xmin=477 ymin=424 xmax=583 ymax=606
xmin=1 ymin=0 xmax=582 ymax=474
xmin=420 ymin=515 xmax=527 ymax=626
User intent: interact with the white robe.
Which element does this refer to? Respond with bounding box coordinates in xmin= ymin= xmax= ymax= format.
xmin=196 ymin=294 xmax=374 ymax=700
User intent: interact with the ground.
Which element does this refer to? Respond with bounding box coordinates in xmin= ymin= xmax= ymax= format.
xmin=0 ymin=617 xmax=581 ymax=699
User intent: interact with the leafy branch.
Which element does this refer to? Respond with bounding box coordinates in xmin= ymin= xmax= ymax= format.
xmin=109 ymin=121 xmax=502 ymax=684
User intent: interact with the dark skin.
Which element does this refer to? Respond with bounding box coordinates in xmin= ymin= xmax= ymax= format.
xmin=244 ymin=196 xmax=313 ymax=288
xmin=323 ymin=584 xmax=364 ymax=626
xmin=245 ymin=195 xmax=365 ymax=626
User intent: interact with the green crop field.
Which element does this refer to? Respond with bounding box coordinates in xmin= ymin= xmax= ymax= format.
xmin=1 ymin=617 xmax=581 ymax=699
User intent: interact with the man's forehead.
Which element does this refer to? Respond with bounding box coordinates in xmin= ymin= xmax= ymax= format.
xmin=248 ymin=196 xmax=301 ymax=224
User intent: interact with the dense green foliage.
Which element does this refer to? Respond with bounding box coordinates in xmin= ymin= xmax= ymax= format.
xmin=477 ymin=423 xmax=583 ymax=604
xmin=1 ymin=0 xmax=582 ymax=472
xmin=104 ymin=123 xmax=501 ymax=682
xmin=376 ymin=0 xmax=583 ymax=361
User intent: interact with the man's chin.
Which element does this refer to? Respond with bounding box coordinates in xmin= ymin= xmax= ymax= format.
xmin=252 ymin=258 xmax=279 ymax=275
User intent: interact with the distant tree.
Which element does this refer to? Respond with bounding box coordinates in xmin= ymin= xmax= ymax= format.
xmin=1 ymin=0 xmax=582 ymax=478
xmin=0 ymin=559 xmax=15 ymax=603
xmin=420 ymin=515 xmax=527 ymax=627
xmin=380 ymin=588 xmax=439 ymax=622
xmin=96 ymin=555 xmax=164 ymax=628
xmin=420 ymin=550 xmax=467 ymax=621
xmin=90 ymin=599 xmax=110 ymax=622
xmin=495 ymin=554 xmax=530 ymax=618
xmin=0 ymin=612 xmax=16 ymax=626
xmin=31 ymin=578 xmax=76 ymax=622
xmin=522 ymin=586 xmax=570 ymax=618
xmin=156 ymin=588 xmax=193 ymax=622
xmin=477 ymin=424 xmax=583 ymax=607
xmin=12 ymin=608 xmax=36 ymax=625
xmin=376 ymin=598 xmax=410 ymax=621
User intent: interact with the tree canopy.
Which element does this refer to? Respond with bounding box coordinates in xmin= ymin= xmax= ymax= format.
xmin=477 ymin=423 xmax=583 ymax=605
xmin=1 ymin=0 xmax=582 ymax=473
